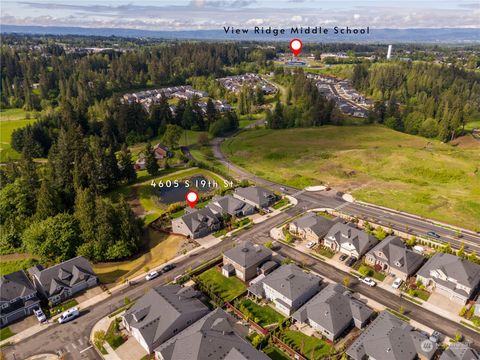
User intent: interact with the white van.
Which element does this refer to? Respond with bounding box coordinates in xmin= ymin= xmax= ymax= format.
xmin=58 ymin=307 xmax=80 ymax=324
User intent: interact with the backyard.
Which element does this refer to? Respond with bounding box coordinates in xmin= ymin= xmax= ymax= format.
xmin=235 ymin=299 xmax=285 ymax=327
xmin=263 ymin=346 xmax=291 ymax=360
xmin=221 ymin=125 xmax=480 ymax=230
xmin=279 ymin=330 xmax=334 ymax=360
xmin=0 ymin=255 xmax=39 ymax=276
xmin=196 ymin=267 xmax=246 ymax=302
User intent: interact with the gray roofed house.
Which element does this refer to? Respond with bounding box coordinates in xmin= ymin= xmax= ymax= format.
xmin=171 ymin=207 xmax=222 ymax=239
xmin=346 ymin=311 xmax=438 ymax=360
xmin=416 ymin=252 xmax=480 ymax=304
xmin=28 ymin=256 xmax=97 ymax=305
xmin=155 ymin=308 xmax=270 ymax=360
xmin=365 ymin=235 xmax=425 ymax=280
xmin=289 ymin=212 xmax=335 ymax=242
xmin=439 ymin=343 xmax=480 ymax=360
xmin=248 ymin=264 xmax=321 ymax=315
xmin=207 ymin=195 xmax=256 ymax=217
xmin=122 ymin=285 xmax=209 ymax=353
xmin=233 ymin=186 xmax=277 ymax=209
xmin=0 ymin=270 xmax=40 ymax=327
xmin=324 ymin=223 xmax=378 ymax=258
xmin=222 ymin=241 xmax=273 ymax=281
xmin=292 ymin=283 xmax=373 ymax=341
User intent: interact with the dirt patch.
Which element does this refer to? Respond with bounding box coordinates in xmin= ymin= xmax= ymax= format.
xmin=128 ymin=187 xmax=146 ymax=217
xmin=450 ymin=134 xmax=480 ymax=149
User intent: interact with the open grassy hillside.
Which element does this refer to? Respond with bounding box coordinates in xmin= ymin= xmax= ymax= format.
xmin=0 ymin=108 xmax=36 ymax=162
xmin=221 ymin=125 xmax=480 ymax=230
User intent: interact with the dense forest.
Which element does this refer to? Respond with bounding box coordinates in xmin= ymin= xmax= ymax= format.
xmin=352 ymin=62 xmax=480 ymax=141
xmin=0 ymin=38 xmax=253 ymax=263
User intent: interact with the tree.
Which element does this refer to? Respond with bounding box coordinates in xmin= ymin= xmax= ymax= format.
xmin=35 ymin=179 xmax=61 ymax=220
xmin=118 ymin=144 xmax=137 ymax=183
xmin=144 ymin=143 xmax=159 ymax=175
xmin=205 ymin=98 xmax=218 ymax=126
xmin=343 ymin=276 xmax=350 ymax=288
xmin=162 ymin=124 xmax=183 ymax=150
xmin=22 ymin=213 xmax=82 ymax=262
xmin=457 ymin=243 xmax=465 ymax=258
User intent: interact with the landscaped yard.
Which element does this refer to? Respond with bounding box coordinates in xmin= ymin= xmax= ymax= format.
xmin=0 ymin=108 xmax=37 ymax=162
xmin=405 ymin=287 xmax=430 ymax=301
xmin=357 ymin=263 xmax=386 ymax=282
xmin=221 ymin=125 xmax=480 ymax=230
xmin=0 ymin=327 xmax=15 ymax=341
xmin=280 ymin=330 xmax=334 ymax=360
xmin=264 ymin=346 xmax=291 ymax=360
xmin=47 ymin=299 xmax=78 ymax=318
xmin=196 ymin=268 xmax=246 ymax=302
xmin=315 ymin=246 xmax=335 ymax=259
xmin=235 ymin=299 xmax=285 ymax=326
xmin=272 ymin=198 xmax=289 ymax=210
xmin=105 ymin=318 xmax=125 ymax=350
xmin=92 ymin=230 xmax=185 ymax=284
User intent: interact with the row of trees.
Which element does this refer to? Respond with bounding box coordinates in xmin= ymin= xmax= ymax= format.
xmin=352 ymin=62 xmax=480 ymax=141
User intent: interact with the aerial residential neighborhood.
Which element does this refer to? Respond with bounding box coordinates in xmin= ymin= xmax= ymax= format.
xmin=1 ymin=1 xmax=480 ymax=360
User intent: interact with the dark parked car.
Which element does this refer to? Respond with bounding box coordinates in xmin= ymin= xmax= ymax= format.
xmin=426 ymin=231 xmax=440 ymax=239
xmin=162 ymin=264 xmax=176 ymax=273
xmin=345 ymin=256 xmax=357 ymax=267
xmin=339 ymin=254 xmax=348 ymax=262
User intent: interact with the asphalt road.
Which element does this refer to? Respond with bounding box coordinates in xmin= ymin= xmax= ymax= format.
xmin=212 ymin=137 xmax=480 ymax=253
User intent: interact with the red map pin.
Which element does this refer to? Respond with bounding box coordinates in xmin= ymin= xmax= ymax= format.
xmin=290 ymin=38 xmax=303 ymax=56
xmin=186 ymin=191 xmax=198 ymax=208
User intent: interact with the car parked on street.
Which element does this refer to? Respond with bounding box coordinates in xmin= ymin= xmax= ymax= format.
xmin=426 ymin=231 xmax=440 ymax=239
xmin=360 ymin=277 xmax=376 ymax=287
xmin=162 ymin=264 xmax=176 ymax=273
xmin=339 ymin=254 xmax=348 ymax=262
xmin=145 ymin=270 xmax=160 ymax=281
xmin=392 ymin=278 xmax=403 ymax=289
xmin=33 ymin=307 xmax=47 ymax=323
xmin=58 ymin=307 xmax=80 ymax=324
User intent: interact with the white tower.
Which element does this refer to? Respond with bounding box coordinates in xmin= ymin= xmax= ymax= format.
xmin=387 ymin=45 xmax=392 ymax=60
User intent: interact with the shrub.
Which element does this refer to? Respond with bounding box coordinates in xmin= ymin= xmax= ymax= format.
xmin=358 ymin=265 xmax=373 ymax=277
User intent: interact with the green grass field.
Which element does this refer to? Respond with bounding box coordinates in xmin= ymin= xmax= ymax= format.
xmin=264 ymin=346 xmax=291 ymax=360
xmin=197 ymin=268 xmax=246 ymax=302
xmin=0 ymin=108 xmax=36 ymax=162
xmin=236 ymin=299 xmax=285 ymax=326
xmin=280 ymin=330 xmax=333 ymax=359
xmin=221 ymin=125 xmax=480 ymax=230
xmin=0 ymin=257 xmax=39 ymax=276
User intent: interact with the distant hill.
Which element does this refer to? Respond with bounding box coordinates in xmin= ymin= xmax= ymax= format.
xmin=2 ymin=25 xmax=479 ymax=43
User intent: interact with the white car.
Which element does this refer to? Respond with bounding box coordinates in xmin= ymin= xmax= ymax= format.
xmin=361 ymin=277 xmax=376 ymax=287
xmin=145 ymin=270 xmax=160 ymax=281
xmin=58 ymin=307 xmax=80 ymax=324
xmin=392 ymin=278 xmax=403 ymax=289
xmin=33 ymin=307 xmax=47 ymax=323
xmin=306 ymin=241 xmax=316 ymax=249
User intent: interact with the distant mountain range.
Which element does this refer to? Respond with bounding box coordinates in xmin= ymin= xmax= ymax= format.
xmin=2 ymin=25 xmax=479 ymax=43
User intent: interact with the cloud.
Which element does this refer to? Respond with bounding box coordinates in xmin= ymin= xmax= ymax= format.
xmin=189 ymin=0 xmax=256 ymax=7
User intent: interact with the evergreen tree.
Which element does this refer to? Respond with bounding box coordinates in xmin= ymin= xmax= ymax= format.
xmin=145 ymin=143 xmax=159 ymax=175
xmin=118 ymin=144 xmax=137 ymax=183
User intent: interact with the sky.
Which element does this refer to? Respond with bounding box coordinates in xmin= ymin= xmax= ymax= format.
xmin=1 ymin=0 xmax=479 ymax=30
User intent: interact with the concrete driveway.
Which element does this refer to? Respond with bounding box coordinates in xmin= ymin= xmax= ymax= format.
xmin=428 ymin=291 xmax=463 ymax=315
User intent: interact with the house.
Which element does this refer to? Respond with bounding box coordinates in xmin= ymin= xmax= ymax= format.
xmin=416 ymin=252 xmax=480 ymax=304
xmin=248 ymin=264 xmax=321 ymax=315
xmin=1 ymin=270 xmax=40 ymax=327
xmin=292 ymin=283 xmax=373 ymax=341
xmin=153 ymin=144 xmax=171 ymax=160
xmin=289 ymin=212 xmax=335 ymax=242
xmin=323 ymin=223 xmax=378 ymax=258
xmin=28 ymin=256 xmax=98 ymax=305
xmin=135 ymin=157 xmax=146 ymax=170
xmin=222 ymin=241 xmax=272 ymax=281
xmin=346 ymin=311 xmax=438 ymax=360
xmin=233 ymin=186 xmax=277 ymax=209
xmin=365 ymin=236 xmax=425 ymax=280
xmin=439 ymin=343 xmax=480 ymax=360
xmin=122 ymin=285 xmax=209 ymax=353
xmin=207 ymin=195 xmax=256 ymax=218
xmin=171 ymin=207 xmax=222 ymax=239
xmin=155 ymin=308 xmax=270 ymax=360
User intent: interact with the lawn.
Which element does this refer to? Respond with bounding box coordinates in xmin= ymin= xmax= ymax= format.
xmin=272 ymin=198 xmax=289 ymax=210
xmin=0 ymin=256 xmax=39 ymax=276
xmin=0 ymin=327 xmax=15 ymax=341
xmin=47 ymin=299 xmax=78 ymax=317
xmin=197 ymin=267 xmax=246 ymax=302
xmin=264 ymin=346 xmax=291 ymax=360
xmin=221 ymin=125 xmax=480 ymax=230
xmin=315 ymin=246 xmax=335 ymax=259
xmin=236 ymin=299 xmax=285 ymax=326
xmin=105 ymin=318 xmax=125 ymax=350
xmin=0 ymin=108 xmax=37 ymax=162
xmin=92 ymin=230 xmax=184 ymax=284
xmin=357 ymin=263 xmax=386 ymax=282
xmin=280 ymin=330 xmax=334 ymax=360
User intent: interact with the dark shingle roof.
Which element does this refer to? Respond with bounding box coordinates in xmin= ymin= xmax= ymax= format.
xmin=179 ymin=207 xmax=220 ymax=233
xmin=292 ymin=283 xmax=373 ymax=336
xmin=223 ymin=241 xmax=272 ymax=269
xmin=326 ymin=223 xmax=378 ymax=255
xmin=291 ymin=212 xmax=335 ymax=238
xmin=123 ymin=285 xmax=209 ymax=351
xmin=0 ymin=270 xmax=37 ymax=302
xmin=234 ymin=186 xmax=275 ymax=207
xmin=439 ymin=343 xmax=480 ymax=360
xmin=155 ymin=308 xmax=270 ymax=360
